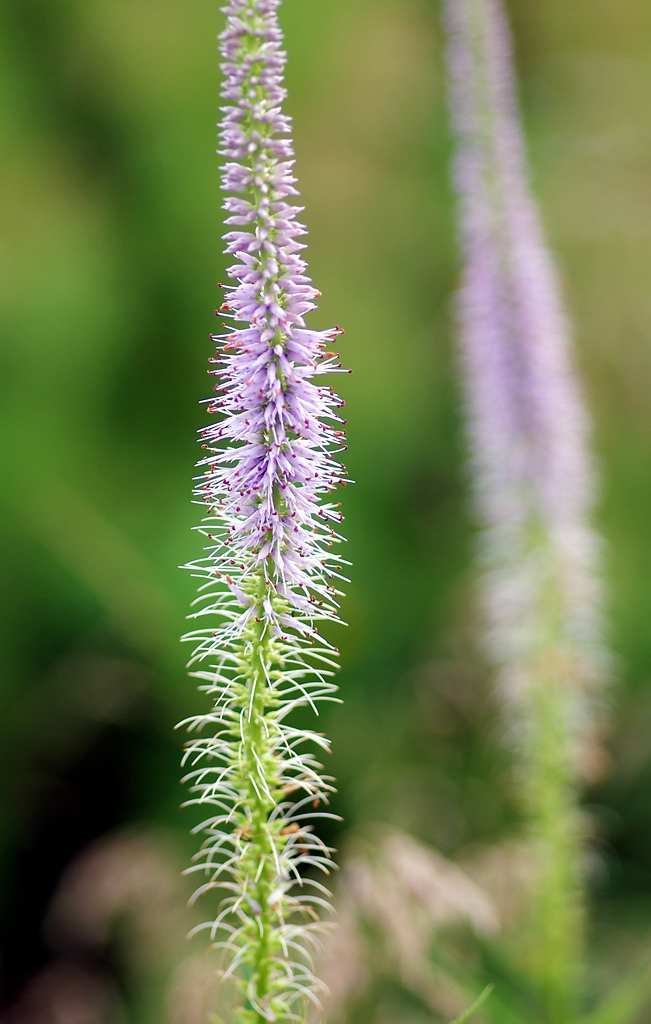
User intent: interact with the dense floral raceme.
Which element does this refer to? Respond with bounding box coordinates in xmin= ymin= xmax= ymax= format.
xmin=443 ymin=0 xmax=609 ymax=1014
xmin=179 ymin=1 xmax=348 ymax=1020
xmin=444 ymin=0 xmax=607 ymax=773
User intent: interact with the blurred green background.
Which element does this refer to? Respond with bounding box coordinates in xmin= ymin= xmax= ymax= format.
xmin=2 ymin=0 xmax=651 ymax=1020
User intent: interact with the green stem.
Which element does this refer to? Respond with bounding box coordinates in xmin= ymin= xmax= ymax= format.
xmin=232 ymin=570 xmax=298 ymax=1024
xmin=240 ymin=615 xmax=277 ymax=1022
xmin=526 ymin=680 xmax=582 ymax=1024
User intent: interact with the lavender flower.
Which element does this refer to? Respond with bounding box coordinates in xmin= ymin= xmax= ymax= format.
xmin=444 ymin=0 xmax=606 ymax=771
xmin=179 ymin=2 xmax=348 ymax=1019
xmin=443 ymin=0 xmax=608 ymax=1016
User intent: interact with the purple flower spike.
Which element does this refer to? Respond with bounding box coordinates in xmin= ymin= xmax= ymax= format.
xmin=443 ymin=0 xmax=607 ymax=774
xmin=443 ymin=3 xmax=611 ymax=1008
xmin=179 ymin=2 xmax=348 ymax=1019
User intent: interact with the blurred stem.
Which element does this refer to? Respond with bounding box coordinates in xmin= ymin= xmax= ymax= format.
xmin=450 ymin=983 xmax=495 ymax=1024
xmin=521 ymin=570 xmax=583 ymax=1024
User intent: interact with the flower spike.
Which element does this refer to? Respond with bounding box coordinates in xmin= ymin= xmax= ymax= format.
xmin=181 ymin=2 xmax=347 ymax=1020
xmin=443 ymin=0 xmax=607 ymax=775
xmin=443 ymin=0 xmax=609 ymax=1017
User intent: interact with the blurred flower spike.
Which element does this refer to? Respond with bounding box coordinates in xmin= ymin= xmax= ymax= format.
xmin=444 ymin=0 xmax=606 ymax=768
xmin=444 ymin=0 xmax=608 ymax=1017
xmin=179 ymin=1 xmax=348 ymax=1021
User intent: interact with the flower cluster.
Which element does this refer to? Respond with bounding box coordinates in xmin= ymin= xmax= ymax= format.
xmin=443 ymin=0 xmax=606 ymax=771
xmin=180 ymin=1 xmax=348 ymax=1020
xmin=443 ymin=0 xmax=609 ymax=1014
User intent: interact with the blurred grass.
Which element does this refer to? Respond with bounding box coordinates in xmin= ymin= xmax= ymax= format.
xmin=2 ymin=0 xmax=651 ymax=1019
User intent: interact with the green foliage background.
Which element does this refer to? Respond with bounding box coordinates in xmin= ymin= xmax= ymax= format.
xmin=2 ymin=0 xmax=651 ymax=1019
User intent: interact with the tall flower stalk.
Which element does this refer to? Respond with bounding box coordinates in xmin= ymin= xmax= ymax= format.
xmin=443 ymin=1 xmax=607 ymax=1020
xmin=180 ymin=2 xmax=347 ymax=1020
